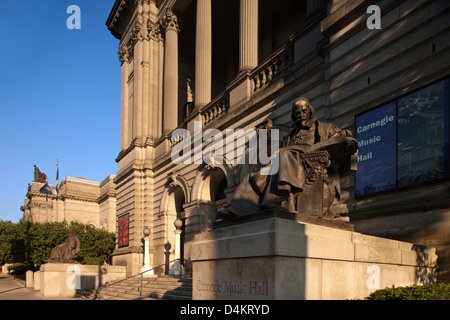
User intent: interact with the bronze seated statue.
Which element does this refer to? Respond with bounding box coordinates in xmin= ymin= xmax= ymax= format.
xmin=218 ymin=97 xmax=358 ymax=222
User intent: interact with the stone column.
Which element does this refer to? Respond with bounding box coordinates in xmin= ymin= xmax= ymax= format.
xmin=162 ymin=9 xmax=180 ymax=134
xmin=141 ymin=39 xmax=150 ymax=142
xmin=195 ymin=0 xmax=212 ymax=108
xmin=141 ymin=227 xmax=155 ymax=277
xmin=119 ymin=46 xmax=129 ymax=150
xmin=148 ymin=22 xmax=163 ymax=140
xmin=133 ymin=37 xmax=144 ymax=141
xmin=169 ymin=219 xmax=185 ymax=276
xmin=239 ymin=0 xmax=258 ymax=72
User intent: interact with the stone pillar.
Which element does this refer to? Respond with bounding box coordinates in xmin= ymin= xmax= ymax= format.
xmin=162 ymin=8 xmax=180 ymax=134
xmin=195 ymin=0 xmax=212 ymax=108
xmin=141 ymin=39 xmax=150 ymax=141
xmin=148 ymin=22 xmax=163 ymax=140
xmin=26 ymin=270 xmax=34 ymax=288
xmin=119 ymin=46 xmax=129 ymax=150
xmin=169 ymin=219 xmax=185 ymax=276
xmin=239 ymin=0 xmax=258 ymax=72
xmin=133 ymin=39 xmax=144 ymax=140
xmin=140 ymin=227 xmax=155 ymax=277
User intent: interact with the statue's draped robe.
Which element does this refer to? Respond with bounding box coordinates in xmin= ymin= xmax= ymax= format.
xmin=223 ymin=120 xmax=353 ymax=217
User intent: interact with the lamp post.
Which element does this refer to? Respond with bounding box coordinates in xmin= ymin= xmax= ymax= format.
xmin=141 ymin=227 xmax=155 ymax=277
xmin=169 ymin=219 xmax=185 ymax=277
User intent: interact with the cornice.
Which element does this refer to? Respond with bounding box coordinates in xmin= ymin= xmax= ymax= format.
xmin=320 ymin=0 xmax=368 ymax=37
xmin=107 ymin=0 xmax=138 ymax=40
xmin=59 ymin=195 xmax=99 ymax=203
xmin=28 ymin=191 xmax=115 ymax=205
xmin=98 ymin=192 xmax=117 ymax=205
xmin=115 ymin=136 xmax=161 ymax=163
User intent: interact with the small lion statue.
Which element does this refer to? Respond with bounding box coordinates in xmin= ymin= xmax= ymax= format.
xmin=46 ymin=228 xmax=81 ymax=263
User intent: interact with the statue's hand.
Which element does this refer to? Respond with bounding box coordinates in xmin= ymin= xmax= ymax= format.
xmin=343 ymin=139 xmax=357 ymax=155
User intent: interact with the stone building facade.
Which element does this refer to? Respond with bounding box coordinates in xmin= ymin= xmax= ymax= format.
xmin=106 ymin=0 xmax=450 ymax=281
xmin=21 ymin=175 xmax=117 ymax=233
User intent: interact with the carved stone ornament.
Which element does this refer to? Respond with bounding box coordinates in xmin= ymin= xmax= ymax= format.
xmin=148 ymin=20 xmax=163 ymax=41
xmin=167 ymin=172 xmax=178 ymax=189
xmin=118 ymin=44 xmax=128 ymax=64
xmin=161 ymin=8 xmax=179 ymax=33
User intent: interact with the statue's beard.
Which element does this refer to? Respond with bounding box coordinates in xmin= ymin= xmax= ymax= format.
xmin=296 ymin=118 xmax=309 ymax=127
xmin=295 ymin=115 xmax=316 ymax=129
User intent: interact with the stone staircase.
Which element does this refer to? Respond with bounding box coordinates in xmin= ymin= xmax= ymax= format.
xmin=83 ymin=276 xmax=192 ymax=300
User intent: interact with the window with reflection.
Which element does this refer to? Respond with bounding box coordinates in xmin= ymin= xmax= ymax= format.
xmin=356 ymin=77 xmax=449 ymax=197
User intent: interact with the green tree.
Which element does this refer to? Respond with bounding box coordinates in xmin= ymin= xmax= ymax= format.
xmin=69 ymin=221 xmax=115 ymax=265
xmin=1 ymin=220 xmax=116 ymax=271
xmin=0 ymin=221 xmax=18 ymax=265
xmin=28 ymin=220 xmax=69 ymax=267
xmin=366 ymin=283 xmax=450 ymax=300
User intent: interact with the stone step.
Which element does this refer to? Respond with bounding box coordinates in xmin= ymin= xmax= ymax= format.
xmin=119 ymin=279 xmax=192 ymax=288
xmin=90 ymin=277 xmax=192 ymax=300
xmin=100 ymin=286 xmax=191 ymax=298
xmin=99 ymin=290 xmax=191 ymax=301
xmin=104 ymin=283 xmax=192 ymax=294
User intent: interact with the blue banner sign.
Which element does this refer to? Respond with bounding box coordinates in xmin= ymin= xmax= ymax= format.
xmin=355 ymin=102 xmax=397 ymax=197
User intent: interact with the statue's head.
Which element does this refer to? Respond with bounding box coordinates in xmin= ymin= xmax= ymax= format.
xmin=291 ymin=97 xmax=316 ymax=128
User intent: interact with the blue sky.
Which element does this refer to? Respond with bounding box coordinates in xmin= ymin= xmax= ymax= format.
xmin=0 ymin=1 xmax=120 ymax=222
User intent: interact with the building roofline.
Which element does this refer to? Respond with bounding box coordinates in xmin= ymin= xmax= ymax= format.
xmin=106 ymin=0 xmax=123 ymax=28
xmin=106 ymin=0 xmax=133 ymax=40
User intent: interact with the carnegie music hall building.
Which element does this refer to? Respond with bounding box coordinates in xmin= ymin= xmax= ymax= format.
xmin=106 ymin=0 xmax=450 ymax=282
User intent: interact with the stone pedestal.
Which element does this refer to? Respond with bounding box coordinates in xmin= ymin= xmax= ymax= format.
xmin=169 ymin=220 xmax=185 ymax=276
xmin=33 ymin=271 xmax=40 ymax=291
xmin=26 ymin=270 xmax=34 ymax=288
xmin=141 ymin=235 xmax=156 ymax=278
xmin=191 ymin=210 xmax=437 ymax=300
xmin=39 ymin=263 xmax=126 ymax=298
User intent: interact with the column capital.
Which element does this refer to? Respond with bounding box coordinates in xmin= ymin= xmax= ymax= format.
xmin=147 ymin=20 xmax=163 ymax=41
xmin=161 ymin=8 xmax=180 ymax=33
xmin=129 ymin=19 xmax=148 ymax=44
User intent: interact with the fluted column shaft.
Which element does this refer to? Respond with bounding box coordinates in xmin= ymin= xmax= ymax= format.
xmin=195 ymin=0 xmax=212 ymax=108
xmin=239 ymin=0 xmax=258 ymax=72
xmin=163 ymin=9 xmax=180 ymax=134
xmin=120 ymin=57 xmax=129 ymax=150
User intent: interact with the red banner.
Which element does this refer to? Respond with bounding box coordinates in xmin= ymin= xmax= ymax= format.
xmin=118 ymin=215 xmax=129 ymax=247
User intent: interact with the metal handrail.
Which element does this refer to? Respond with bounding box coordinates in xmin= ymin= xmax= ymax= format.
xmin=96 ymin=258 xmax=185 ymax=300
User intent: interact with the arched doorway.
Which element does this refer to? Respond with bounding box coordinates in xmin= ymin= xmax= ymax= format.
xmin=195 ymin=167 xmax=230 ymax=226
